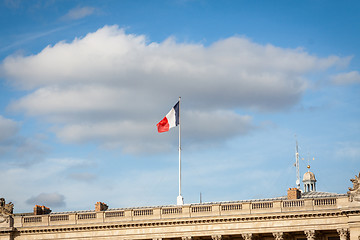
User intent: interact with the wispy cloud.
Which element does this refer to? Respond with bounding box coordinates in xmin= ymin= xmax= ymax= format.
xmin=0 ymin=115 xmax=19 ymax=142
xmin=68 ymin=172 xmax=97 ymax=182
xmin=0 ymin=115 xmax=45 ymax=165
xmin=331 ymin=71 xmax=360 ymax=85
xmin=60 ymin=6 xmax=96 ymax=21
xmin=334 ymin=141 xmax=360 ymax=161
xmin=0 ymin=157 xmax=96 ymax=212
xmin=0 ymin=25 xmax=78 ymax=53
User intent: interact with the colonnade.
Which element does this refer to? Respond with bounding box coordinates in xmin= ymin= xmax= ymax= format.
xmin=148 ymin=229 xmax=349 ymax=240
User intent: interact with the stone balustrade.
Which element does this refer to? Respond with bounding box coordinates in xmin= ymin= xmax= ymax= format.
xmin=15 ymin=196 xmax=346 ymax=228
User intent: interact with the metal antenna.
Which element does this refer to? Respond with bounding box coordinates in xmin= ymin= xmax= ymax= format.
xmin=295 ymin=137 xmax=301 ymax=189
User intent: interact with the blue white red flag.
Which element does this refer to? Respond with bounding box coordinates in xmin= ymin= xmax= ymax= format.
xmin=157 ymin=101 xmax=180 ymax=133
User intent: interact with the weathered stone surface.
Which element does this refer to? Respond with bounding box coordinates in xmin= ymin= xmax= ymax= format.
xmin=1 ymin=175 xmax=360 ymax=239
xmin=348 ymin=173 xmax=360 ymax=202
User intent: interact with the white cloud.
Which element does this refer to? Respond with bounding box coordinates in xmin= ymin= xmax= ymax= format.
xmin=68 ymin=172 xmax=97 ymax=182
xmin=53 ymin=110 xmax=254 ymax=153
xmin=26 ymin=192 xmax=66 ymax=208
xmin=182 ymin=110 xmax=254 ymax=142
xmin=331 ymin=71 xmax=360 ymax=85
xmin=1 ymin=25 xmax=350 ymax=154
xmin=0 ymin=115 xmax=18 ymax=142
xmin=60 ymin=6 xmax=96 ymax=21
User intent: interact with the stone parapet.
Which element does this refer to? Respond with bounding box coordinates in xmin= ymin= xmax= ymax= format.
xmin=9 ymin=195 xmax=354 ymax=228
xmin=2 ymin=194 xmax=359 ymax=240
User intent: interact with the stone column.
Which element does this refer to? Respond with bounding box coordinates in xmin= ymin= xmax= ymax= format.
xmin=337 ymin=229 xmax=349 ymax=240
xmin=273 ymin=232 xmax=284 ymax=240
xmin=242 ymin=233 xmax=253 ymax=240
xmin=305 ymin=230 xmax=316 ymax=240
xmin=212 ymin=235 xmax=222 ymax=240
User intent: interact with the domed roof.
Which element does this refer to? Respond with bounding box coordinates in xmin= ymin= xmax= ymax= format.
xmin=303 ymin=171 xmax=316 ymax=182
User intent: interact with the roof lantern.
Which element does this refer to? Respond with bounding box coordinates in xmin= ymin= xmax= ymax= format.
xmin=303 ymin=165 xmax=317 ymax=192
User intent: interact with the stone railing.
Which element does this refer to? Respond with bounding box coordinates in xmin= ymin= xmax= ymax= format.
xmin=15 ymin=196 xmax=346 ymax=228
xmin=162 ymin=207 xmax=182 ymax=215
xmin=77 ymin=213 xmax=96 ymax=220
xmin=221 ymin=203 xmax=242 ymax=211
xmin=251 ymin=202 xmax=273 ymax=209
xmin=50 ymin=215 xmax=69 ymax=222
xmin=191 ymin=205 xmax=212 ymax=213
xmin=282 ymin=199 xmax=304 ymax=208
xmin=105 ymin=211 xmax=125 ymax=218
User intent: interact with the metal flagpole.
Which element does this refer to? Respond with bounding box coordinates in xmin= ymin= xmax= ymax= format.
xmin=177 ymin=96 xmax=184 ymax=205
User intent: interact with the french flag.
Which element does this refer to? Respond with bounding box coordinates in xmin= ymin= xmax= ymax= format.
xmin=157 ymin=101 xmax=180 ymax=133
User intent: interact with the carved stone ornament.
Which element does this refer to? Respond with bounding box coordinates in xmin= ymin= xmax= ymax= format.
xmin=304 ymin=230 xmax=316 ymax=240
xmin=273 ymin=232 xmax=284 ymax=240
xmin=337 ymin=229 xmax=349 ymax=240
xmin=0 ymin=198 xmax=14 ymax=223
xmin=242 ymin=233 xmax=253 ymax=240
xmin=212 ymin=235 xmax=222 ymax=240
xmin=348 ymin=172 xmax=360 ymax=202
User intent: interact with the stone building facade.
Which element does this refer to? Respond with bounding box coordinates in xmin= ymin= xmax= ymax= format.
xmin=1 ymin=172 xmax=359 ymax=240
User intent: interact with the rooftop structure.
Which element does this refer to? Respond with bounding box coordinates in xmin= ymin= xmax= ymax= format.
xmin=1 ymin=171 xmax=360 ymax=240
xmin=303 ymin=165 xmax=317 ymax=193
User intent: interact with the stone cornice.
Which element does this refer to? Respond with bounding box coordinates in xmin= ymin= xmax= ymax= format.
xmin=14 ymin=209 xmax=357 ymax=235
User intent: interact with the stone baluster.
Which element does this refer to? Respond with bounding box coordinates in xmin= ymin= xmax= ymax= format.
xmin=305 ymin=230 xmax=316 ymax=240
xmin=273 ymin=232 xmax=284 ymax=240
xmin=212 ymin=235 xmax=222 ymax=240
xmin=337 ymin=229 xmax=349 ymax=240
xmin=242 ymin=233 xmax=253 ymax=240
xmin=182 ymin=237 xmax=192 ymax=240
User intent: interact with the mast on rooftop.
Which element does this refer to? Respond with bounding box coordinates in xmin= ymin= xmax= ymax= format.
xmin=295 ymin=138 xmax=301 ymax=189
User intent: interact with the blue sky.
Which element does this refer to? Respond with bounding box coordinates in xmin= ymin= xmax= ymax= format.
xmin=0 ymin=0 xmax=359 ymax=213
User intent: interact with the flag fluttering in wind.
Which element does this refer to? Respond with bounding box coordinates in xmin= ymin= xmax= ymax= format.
xmin=156 ymin=98 xmax=184 ymax=205
xmin=156 ymin=101 xmax=180 ymax=133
